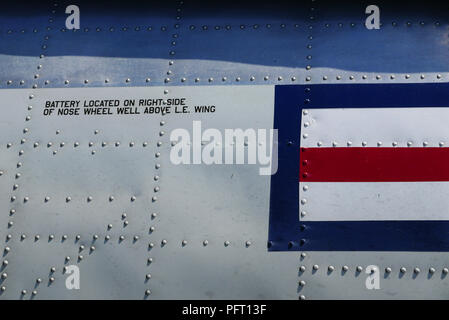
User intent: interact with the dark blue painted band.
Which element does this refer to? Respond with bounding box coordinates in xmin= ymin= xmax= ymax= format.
xmin=268 ymin=83 xmax=449 ymax=251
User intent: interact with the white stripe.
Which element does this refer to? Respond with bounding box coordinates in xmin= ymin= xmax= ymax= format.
xmin=299 ymin=182 xmax=449 ymax=221
xmin=301 ymin=107 xmax=449 ymax=148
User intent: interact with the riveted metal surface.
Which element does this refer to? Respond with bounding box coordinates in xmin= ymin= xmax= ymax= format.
xmin=298 ymin=252 xmax=449 ymax=299
xmin=2 ymin=0 xmax=449 ymax=300
xmin=301 ymin=108 xmax=449 ymax=148
xmin=36 ymin=1 xmax=178 ymax=88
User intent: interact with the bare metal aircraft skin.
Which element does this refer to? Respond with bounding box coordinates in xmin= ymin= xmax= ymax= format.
xmin=1 ymin=0 xmax=449 ymax=299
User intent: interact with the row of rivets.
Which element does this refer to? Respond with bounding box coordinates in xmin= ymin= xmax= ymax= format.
xmin=300 ymin=265 xmax=449 ymax=275
xmin=311 ymin=141 xmax=446 ymax=147
xmin=321 ymin=74 xmax=444 ymax=81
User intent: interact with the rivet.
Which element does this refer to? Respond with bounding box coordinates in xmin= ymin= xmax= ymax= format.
xmin=429 ymin=267 xmax=436 ymax=274
xmin=400 ymin=267 xmax=407 ymax=273
xmin=21 ymin=290 xmax=27 ymax=295
xmin=124 ymin=221 xmax=129 ymax=226
xmin=62 ymin=235 xmax=68 ymax=240
xmin=50 ymin=267 xmax=56 ymax=273
xmin=78 ymin=255 xmax=83 ymax=261
xmin=66 ymin=196 xmax=71 ymax=202
xmin=328 ymin=265 xmax=334 ymax=272
xmin=356 ymin=266 xmax=363 ymax=272
xmin=300 ymin=199 xmax=307 ymax=205
xmin=76 ymin=235 xmax=81 ymax=241
xmin=407 ymin=141 xmax=412 ymax=147
xmin=90 ymin=246 xmax=95 ymax=251
xmin=35 ymin=235 xmax=40 ymax=241
xmin=224 ymin=241 xmax=230 ymax=247
xmin=146 ymin=274 xmax=152 ymax=280
xmin=392 ymin=141 xmax=398 ymax=147
xmin=299 ymin=295 xmax=306 ymax=300
xmin=105 ymin=235 xmax=110 ymax=241
xmin=1 ymin=273 xmax=7 ymax=279
xmin=87 ymin=196 xmax=92 ymax=202
xmin=151 ymin=213 xmax=157 ymax=219
xmin=313 ymin=264 xmax=319 ymax=270
xmin=377 ymin=141 xmax=382 ymax=146
xmin=443 ymin=267 xmax=448 ymax=274
xmin=423 ymin=141 xmax=428 ymax=147
xmin=342 ymin=265 xmax=349 ymax=271
xmin=2 ymin=260 xmax=8 ymax=266
xmin=20 ymin=234 xmax=26 ymax=240
xmin=131 ymin=196 xmax=136 ymax=202
xmin=299 ymin=266 xmax=306 ymax=272
xmin=162 ymin=239 xmax=167 ymax=245
xmin=362 ymin=141 xmax=367 ymax=147
xmin=299 ymin=280 xmax=306 ymax=286
xmin=134 ymin=235 xmax=139 ymax=241
xmin=49 ymin=277 xmax=55 ymax=283
xmin=245 ymin=241 xmax=251 ymax=247
xmin=49 ymin=235 xmax=54 ymax=240
xmin=147 ymin=257 xmax=153 ymax=263
xmin=414 ymin=267 xmax=420 ymax=274
xmin=109 ymin=196 xmax=114 ymax=201
xmin=385 ymin=267 xmax=392 ymax=273
xmin=145 ymin=289 xmax=151 ymax=296
xmin=93 ymin=234 xmax=98 ymax=240
xmin=300 ymin=211 xmax=306 ymax=217
xmin=362 ymin=75 xmax=367 ymax=80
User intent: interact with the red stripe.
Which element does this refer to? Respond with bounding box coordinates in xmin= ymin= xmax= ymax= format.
xmin=299 ymin=147 xmax=449 ymax=182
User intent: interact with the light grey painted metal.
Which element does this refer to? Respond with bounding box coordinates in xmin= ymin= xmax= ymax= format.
xmin=1 ymin=0 xmax=449 ymax=300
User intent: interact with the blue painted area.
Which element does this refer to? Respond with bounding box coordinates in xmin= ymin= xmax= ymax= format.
xmin=268 ymin=83 xmax=449 ymax=251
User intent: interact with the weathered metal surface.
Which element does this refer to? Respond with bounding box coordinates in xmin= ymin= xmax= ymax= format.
xmin=1 ymin=0 xmax=449 ymax=300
